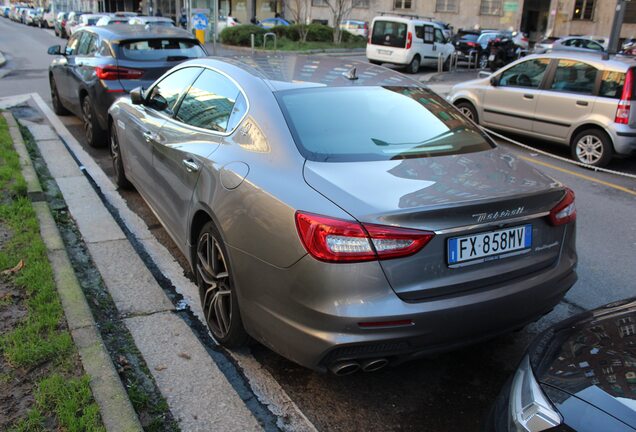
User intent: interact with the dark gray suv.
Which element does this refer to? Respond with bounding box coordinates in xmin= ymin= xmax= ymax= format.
xmin=47 ymin=24 xmax=206 ymax=147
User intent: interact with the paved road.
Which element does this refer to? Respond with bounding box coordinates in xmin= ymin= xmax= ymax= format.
xmin=2 ymin=16 xmax=635 ymax=432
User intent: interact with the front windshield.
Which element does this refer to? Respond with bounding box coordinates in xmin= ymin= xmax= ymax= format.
xmin=276 ymin=86 xmax=494 ymax=162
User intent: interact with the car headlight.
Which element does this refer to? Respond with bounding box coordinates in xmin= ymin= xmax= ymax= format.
xmin=509 ymin=355 xmax=562 ymax=432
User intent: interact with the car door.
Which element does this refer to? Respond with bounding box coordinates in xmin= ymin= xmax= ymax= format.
xmin=420 ymin=24 xmax=435 ymax=65
xmin=481 ymin=57 xmax=551 ymax=132
xmin=434 ymin=28 xmax=452 ymax=61
xmin=153 ymin=68 xmax=243 ymax=247
xmin=532 ymin=59 xmax=596 ymax=140
xmin=67 ymin=31 xmax=98 ymax=112
xmin=125 ymin=67 xmax=202 ymax=200
xmin=56 ymin=31 xmax=84 ymax=108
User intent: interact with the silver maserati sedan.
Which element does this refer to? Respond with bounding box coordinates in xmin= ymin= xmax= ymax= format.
xmin=107 ymin=56 xmax=578 ymax=375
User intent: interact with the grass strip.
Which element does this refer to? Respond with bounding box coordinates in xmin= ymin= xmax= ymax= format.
xmin=0 ymin=115 xmax=105 ymax=432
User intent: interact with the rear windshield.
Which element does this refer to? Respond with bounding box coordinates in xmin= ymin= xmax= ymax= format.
xmin=277 ymin=86 xmax=494 ymax=162
xmin=86 ymin=18 xmax=98 ymax=25
xmin=119 ymin=39 xmax=205 ymax=61
xmin=454 ymin=33 xmax=478 ymax=42
xmin=371 ymin=20 xmax=407 ymax=48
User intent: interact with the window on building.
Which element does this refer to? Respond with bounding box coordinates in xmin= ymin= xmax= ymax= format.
xmin=436 ymin=0 xmax=457 ymax=13
xmin=394 ymin=0 xmax=412 ymax=9
xmin=311 ymin=0 xmax=327 ymax=6
xmin=625 ymin=1 xmax=636 ymax=23
xmin=573 ymin=0 xmax=594 ymax=20
xmin=480 ymin=0 xmax=501 ymax=15
xmin=353 ymin=0 xmax=369 ymax=7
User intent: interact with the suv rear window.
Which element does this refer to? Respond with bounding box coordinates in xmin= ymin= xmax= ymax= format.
xmin=371 ymin=20 xmax=407 ymax=48
xmin=277 ymin=86 xmax=493 ymax=162
xmin=119 ymin=39 xmax=205 ymax=61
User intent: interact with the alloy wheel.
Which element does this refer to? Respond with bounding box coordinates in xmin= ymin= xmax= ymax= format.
xmin=197 ymin=232 xmax=233 ymax=339
xmin=82 ymin=97 xmax=93 ymax=145
xmin=110 ymin=129 xmax=121 ymax=177
xmin=575 ymin=134 xmax=603 ymax=165
xmin=459 ymin=106 xmax=474 ymax=120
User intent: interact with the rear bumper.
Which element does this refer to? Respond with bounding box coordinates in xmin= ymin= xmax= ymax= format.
xmin=366 ymin=44 xmax=410 ymax=65
xmin=231 ymin=238 xmax=577 ymax=371
xmin=611 ymin=126 xmax=636 ymax=155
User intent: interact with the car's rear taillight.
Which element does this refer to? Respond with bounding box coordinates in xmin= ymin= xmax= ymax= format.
xmin=615 ymin=68 xmax=633 ymax=124
xmin=95 ymin=65 xmax=144 ymax=80
xmin=548 ymin=188 xmax=576 ymax=226
xmin=406 ymin=31 xmax=412 ymax=49
xmin=295 ymin=211 xmax=434 ymax=263
xmin=467 ymin=41 xmax=477 ymax=47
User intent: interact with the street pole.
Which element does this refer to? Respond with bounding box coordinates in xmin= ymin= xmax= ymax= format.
xmin=607 ymin=0 xmax=628 ymax=55
xmin=212 ymin=0 xmax=218 ymax=55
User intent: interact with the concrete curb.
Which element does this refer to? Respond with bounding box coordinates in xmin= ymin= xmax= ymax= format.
xmin=3 ymin=112 xmax=143 ymax=432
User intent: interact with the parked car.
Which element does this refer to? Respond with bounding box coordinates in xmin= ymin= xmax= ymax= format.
xmin=54 ymin=12 xmax=68 ymax=38
xmin=42 ymin=8 xmax=56 ymax=28
xmin=259 ymin=17 xmax=290 ymax=29
xmin=68 ymin=13 xmax=108 ymax=34
xmin=96 ymin=15 xmax=131 ymax=26
xmin=216 ymin=15 xmax=240 ymax=35
xmin=553 ymin=36 xmax=606 ymax=53
xmin=366 ymin=14 xmax=455 ymax=73
xmin=22 ymin=8 xmax=36 ymax=25
xmin=3 ymin=7 xmax=10 ymax=18
xmin=65 ymin=11 xmax=85 ymax=37
xmin=340 ymin=19 xmax=368 ymax=38
xmin=128 ymin=16 xmax=175 ymax=27
xmin=107 ymin=55 xmax=577 ymax=374
xmin=534 ymin=36 xmax=561 ymax=54
xmin=47 ymin=25 xmax=207 ymax=147
xmin=488 ymin=297 xmax=636 ymax=432
xmin=448 ymin=51 xmax=636 ymax=167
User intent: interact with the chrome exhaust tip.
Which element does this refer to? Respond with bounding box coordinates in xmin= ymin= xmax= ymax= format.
xmin=330 ymin=361 xmax=360 ymax=376
xmin=361 ymin=358 xmax=389 ymax=372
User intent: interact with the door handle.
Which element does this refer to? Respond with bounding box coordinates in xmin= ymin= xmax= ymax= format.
xmin=523 ymin=94 xmax=534 ymax=99
xmin=142 ymin=131 xmax=154 ymax=142
xmin=576 ymin=100 xmax=589 ymax=106
xmin=182 ymin=159 xmax=200 ymax=173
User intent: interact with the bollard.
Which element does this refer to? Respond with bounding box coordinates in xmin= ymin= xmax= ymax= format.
xmin=251 ymin=33 xmax=255 ymax=54
xmin=437 ymin=53 xmax=443 ymax=73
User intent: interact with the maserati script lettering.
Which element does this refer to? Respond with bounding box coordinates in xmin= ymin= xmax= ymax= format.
xmin=472 ymin=207 xmax=525 ymax=223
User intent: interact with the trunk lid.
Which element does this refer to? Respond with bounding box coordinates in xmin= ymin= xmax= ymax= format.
xmin=303 ymin=149 xmax=568 ymax=300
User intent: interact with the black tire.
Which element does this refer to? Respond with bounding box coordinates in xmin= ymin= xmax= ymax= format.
xmin=406 ymin=55 xmax=420 ymax=74
xmin=81 ymin=95 xmax=105 ymax=148
xmin=369 ymin=60 xmax=382 ymax=65
xmin=570 ymin=128 xmax=613 ymax=167
xmin=196 ymin=221 xmax=249 ymax=347
xmin=49 ymin=76 xmax=69 ymax=116
xmin=455 ymin=101 xmax=478 ymax=124
xmin=109 ymin=123 xmax=131 ymax=189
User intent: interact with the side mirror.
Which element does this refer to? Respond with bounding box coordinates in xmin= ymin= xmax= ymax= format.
xmin=490 ymin=75 xmax=499 ymax=87
xmin=148 ymin=92 xmax=168 ymax=111
xmin=130 ymin=87 xmax=145 ymax=105
xmin=47 ymin=45 xmax=62 ymax=55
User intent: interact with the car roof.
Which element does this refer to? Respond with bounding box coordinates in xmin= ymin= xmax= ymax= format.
xmin=80 ymin=24 xmax=195 ymax=41
xmin=134 ymin=16 xmax=173 ymax=21
xmin=525 ymin=51 xmax=636 ymax=72
xmin=185 ymin=55 xmax=423 ymax=91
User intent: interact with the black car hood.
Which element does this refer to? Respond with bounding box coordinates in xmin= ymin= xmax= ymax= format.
xmin=531 ymin=298 xmax=636 ymax=428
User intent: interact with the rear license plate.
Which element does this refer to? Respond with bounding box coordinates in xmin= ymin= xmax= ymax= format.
xmin=378 ymin=49 xmax=392 ymax=55
xmin=447 ymin=224 xmax=532 ymax=266
xmin=488 ymin=54 xmax=495 ymax=61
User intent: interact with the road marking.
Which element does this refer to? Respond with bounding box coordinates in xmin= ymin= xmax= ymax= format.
xmin=519 ymin=155 xmax=636 ymax=197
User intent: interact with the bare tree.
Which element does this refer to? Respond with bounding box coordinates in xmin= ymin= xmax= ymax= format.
xmin=324 ymin=0 xmax=353 ymax=43
xmin=287 ymin=0 xmax=310 ymax=42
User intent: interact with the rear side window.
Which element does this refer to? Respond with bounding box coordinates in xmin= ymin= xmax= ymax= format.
xmin=119 ymin=39 xmax=205 ymax=61
xmin=277 ymin=86 xmax=493 ymax=162
xmin=550 ymin=60 xmax=597 ymax=94
xmin=599 ymin=70 xmax=626 ymax=99
xmin=371 ymin=21 xmax=407 ymax=47
xmin=175 ymin=69 xmax=240 ymax=133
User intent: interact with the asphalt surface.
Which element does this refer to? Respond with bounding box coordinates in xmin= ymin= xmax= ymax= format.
xmin=1 ymin=17 xmax=635 ymax=431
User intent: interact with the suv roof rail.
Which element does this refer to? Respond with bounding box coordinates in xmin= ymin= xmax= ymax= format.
xmin=377 ymin=11 xmax=436 ymax=21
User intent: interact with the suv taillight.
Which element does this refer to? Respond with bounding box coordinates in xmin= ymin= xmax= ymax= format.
xmin=95 ymin=65 xmax=144 ymax=80
xmin=616 ymin=68 xmax=633 ymax=124
xmin=548 ymin=188 xmax=576 ymax=226
xmin=406 ymin=31 xmax=412 ymax=49
xmin=295 ymin=211 xmax=434 ymax=263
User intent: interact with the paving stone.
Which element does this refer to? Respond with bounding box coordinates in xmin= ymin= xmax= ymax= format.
xmin=36 ymin=138 xmax=82 ymax=178
xmin=125 ymin=312 xmax=263 ymax=432
xmin=56 ymin=176 xmax=126 ymax=243
xmin=86 ymin=239 xmax=174 ymax=316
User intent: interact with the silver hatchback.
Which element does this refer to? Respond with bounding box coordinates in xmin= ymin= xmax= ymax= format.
xmin=108 ymin=56 xmax=577 ymax=374
xmin=448 ymin=51 xmax=636 ymax=167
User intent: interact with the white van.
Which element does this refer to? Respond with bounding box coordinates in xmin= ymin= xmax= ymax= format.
xmin=366 ymin=14 xmax=455 ymax=73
